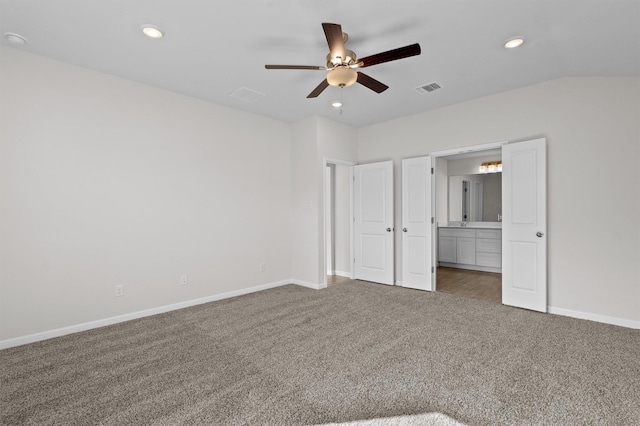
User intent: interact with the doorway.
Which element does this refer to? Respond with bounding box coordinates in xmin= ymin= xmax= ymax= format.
xmin=429 ymin=138 xmax=547 ymax=312
xmin=324 ymin=160 xmax=354 ymax=287
xmin=431 ymin=142 xmax=505 ymax=303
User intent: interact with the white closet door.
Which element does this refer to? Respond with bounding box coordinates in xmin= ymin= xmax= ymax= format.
xmin=502 ymin=138 xmax=547 ymax=312
xmin=354 ymin=161 xmax=394 ymax=285
xmin=401 ymin=156 xmax=433 ymax=291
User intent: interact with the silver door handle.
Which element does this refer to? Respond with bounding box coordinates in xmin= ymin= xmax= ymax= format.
xmin=386 ymin=228 xmax=392 ymax=232
xmin=536 ymin=232 xmax=544 ymax=238
xmin=403 ymin=228 xmax=407 ymax=232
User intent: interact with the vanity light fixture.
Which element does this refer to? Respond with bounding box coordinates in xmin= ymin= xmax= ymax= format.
xmin=141 ymin=25 xmax=164 ymax=39
xmin=504 ymin=37 xmax=525 ymax=49
xmin=479 ymin=161 xmax=502 ymax=173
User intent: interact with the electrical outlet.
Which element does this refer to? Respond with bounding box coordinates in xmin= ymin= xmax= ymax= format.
xmin=115 ymin=285 xmax=124 ymax=297
xmin=180 ymin=274 xmax=188 ymax=285
xmin=259 ymin=263 xmax=266 ymax=272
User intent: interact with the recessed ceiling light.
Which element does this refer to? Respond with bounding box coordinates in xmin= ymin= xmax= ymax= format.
xmin=5 ymin=32 xmax=27 ymax=46
xmin=141 ymin=25 xmax=164 ymax=39
xmin=331 ymin=101 xmax=343 ymax=108
xmin=504 ymin=37 xmax=525 ymax=49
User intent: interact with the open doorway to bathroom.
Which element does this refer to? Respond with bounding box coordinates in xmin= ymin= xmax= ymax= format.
xmin=433 ymin=146 xmax=503 ymax=303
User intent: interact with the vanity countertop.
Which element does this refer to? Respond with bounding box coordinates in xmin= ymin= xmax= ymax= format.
xmin=438 ymin=222 xmax=502 ymax=229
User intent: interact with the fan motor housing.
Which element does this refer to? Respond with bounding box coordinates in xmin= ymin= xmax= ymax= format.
xmin=326 ymin=49 xmax=357 ymax=68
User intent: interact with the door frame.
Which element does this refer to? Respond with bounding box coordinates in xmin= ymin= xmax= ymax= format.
xmin=322 ymin=158 xmax=355 ymax=288
xmin=429 ymin=141 xmax=507 ymax=292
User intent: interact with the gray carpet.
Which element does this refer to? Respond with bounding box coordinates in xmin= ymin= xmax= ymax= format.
xmin=1 ymin=281 xmax=639 ymax=425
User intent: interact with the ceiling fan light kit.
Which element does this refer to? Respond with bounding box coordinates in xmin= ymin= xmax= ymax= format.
xmin=265 ymin=22 xmax=421 ymax=99
xmin=327 ymin=67 xmax=358 ymax=88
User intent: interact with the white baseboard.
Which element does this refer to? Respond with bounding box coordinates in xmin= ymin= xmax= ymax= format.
xmin=0 ymin=279 xmax=293 ymax=350
xmin=290 ymin=279 xmax=323 ymax=290
xmin=6 ymin=282 xmax=635 ymax=350
xmin=548 ymin=306 xmax=639 ymax=329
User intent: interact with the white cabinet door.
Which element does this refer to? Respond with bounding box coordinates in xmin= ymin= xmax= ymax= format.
xmin=401 ymin=156 xmax=433 ymax=291
xmin=456 ymin=237 xmax=476 ymax=265
xmin=438 ymin=236 xmax=457 ymax=263
xmin=354 ymin=161 xmax=394 ymax=285
xmin=502 ymin=138 xmax=547 ymax=312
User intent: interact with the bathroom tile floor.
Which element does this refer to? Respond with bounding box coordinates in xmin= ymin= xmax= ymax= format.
xmin=326 ymin=274 xmax=352 ymax=287
xmin=436 ymin=267 xmax=501 ymax=303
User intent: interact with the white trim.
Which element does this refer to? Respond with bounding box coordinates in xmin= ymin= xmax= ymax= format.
xmin=548 ymin=306 xmax=639 ymax=329
xmin=290 ymin=279 xmax=324 ymax=290
xmin=430 ymin=156 xmax=437 ymax=291
xmin=429 ymin=141 xmax=507 ymax=158
xmin=323 ymin=157 xmax=355 ymax=167
xmin=438 ymin=262 xmax=502 ymax=274
xmin=0 ymin=280 xmax=295 ymax=350
xmin=4 ymin=282 xmax=636 ymax=349
xmin=349 ymin=165 xmax=354 ymax=280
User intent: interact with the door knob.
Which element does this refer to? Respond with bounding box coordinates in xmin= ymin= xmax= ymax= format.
xmin=536 ymin=232 xmax=544 ymax=238
xmin=403 ymin=228 xmax=407 ymax=232
xmin=386 ymin=228 xmax=392 ymax=232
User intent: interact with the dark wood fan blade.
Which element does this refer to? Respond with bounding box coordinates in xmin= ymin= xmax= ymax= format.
xmin=322 ymin=23 xmax=346 ymax=63
xmin=307 ymin=79 xmax=330 ymax=98
xmin=265 ymin=65 xmax=325 ymax=70
xmin=359 ymin=43 xmax=421 ymax=68
xmin=356 ymin=72 xmax=388 ymax=93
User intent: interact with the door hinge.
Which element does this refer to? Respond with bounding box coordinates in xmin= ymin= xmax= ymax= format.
xmin=432 ymin=266 xmax=435 ymax=273
xmin=431 ymin=167 xmax=434 ymax=174
xmin=431 ymin=217 xmax=434 ymax=224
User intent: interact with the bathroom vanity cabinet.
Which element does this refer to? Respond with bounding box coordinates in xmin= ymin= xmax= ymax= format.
xmin=438 ymin=227 xmax=502 ymax=273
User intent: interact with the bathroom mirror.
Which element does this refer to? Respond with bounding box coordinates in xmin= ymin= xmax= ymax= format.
xmin=448 ymin=173 xmax=501 ymax=222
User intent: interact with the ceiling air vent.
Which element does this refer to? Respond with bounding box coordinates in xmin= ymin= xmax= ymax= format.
xmin=415 ymin=82 xmax=441 ymax=93
xmin=229 ymin=87 xmax=265 ymax=103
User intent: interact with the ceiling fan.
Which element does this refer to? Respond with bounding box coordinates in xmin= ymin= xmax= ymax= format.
xmin=265 ymin=23 xmax=421 ymax=98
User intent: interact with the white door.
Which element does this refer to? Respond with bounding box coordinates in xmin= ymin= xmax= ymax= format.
xmin=502 ymin=138 xmax=547 ymax=312
xmin=401 ymin=156 xmax=433 ymax=291
xmin=354 ymin=161 xmax=394 ymax=285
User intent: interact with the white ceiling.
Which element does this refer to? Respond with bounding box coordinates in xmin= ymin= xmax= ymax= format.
xmin=1 ymin=0 xmax=639 ymax=128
